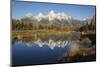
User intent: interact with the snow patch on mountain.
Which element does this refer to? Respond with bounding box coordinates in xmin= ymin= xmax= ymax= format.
xmin=25 ymin=10 xmax=73 ymax=22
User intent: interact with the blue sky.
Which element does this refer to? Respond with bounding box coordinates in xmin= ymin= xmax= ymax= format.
xmin=12 ymin=1 xmax=96 ymax=20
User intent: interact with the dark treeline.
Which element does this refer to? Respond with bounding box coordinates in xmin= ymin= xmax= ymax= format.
xmin=12 ymin=18 xmax=33 ymax=30
xmin=12 ymin=18 xmax=78 ymax=31
xmin=80 ymin=15 xmax=96 ymax=32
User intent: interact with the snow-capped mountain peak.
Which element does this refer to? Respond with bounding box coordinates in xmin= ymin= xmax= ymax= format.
xmin=25 ymin=13 xmax=33 ymax=18
xmin=35 ymin=12 xmax=45 ymax=21
xmin=47 ymin=10 xmax=72 ymax=21
xmin=47 ymin=10 xmax=57 ymax=21
xmin=25 ymin=10 xmax=73 ymax=22
xmin=38 ymin=12 xmax=44 ymax=17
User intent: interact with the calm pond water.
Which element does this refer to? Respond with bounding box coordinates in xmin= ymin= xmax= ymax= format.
xmin=12 ymin=41 xmax=71 ymax=65
xmin=12 ymin=33 xmax=88 ymax=66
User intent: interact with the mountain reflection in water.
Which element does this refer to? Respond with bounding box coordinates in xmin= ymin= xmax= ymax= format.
xmin=14 ymin=39 xmax=71 ymax=49
xmin=12 ymin=33 xmax=95 ymax=66
xmin=12 ymin=40 xmax=71 ymax=65
xmin=13 ymin=33 xmax=80 ymax=49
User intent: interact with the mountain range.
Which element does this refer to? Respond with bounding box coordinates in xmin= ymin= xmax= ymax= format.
xmin=13 ymin=10 xmax=94 ymax=29
xmin=20 ymin=10 xmax=84 ymax=28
